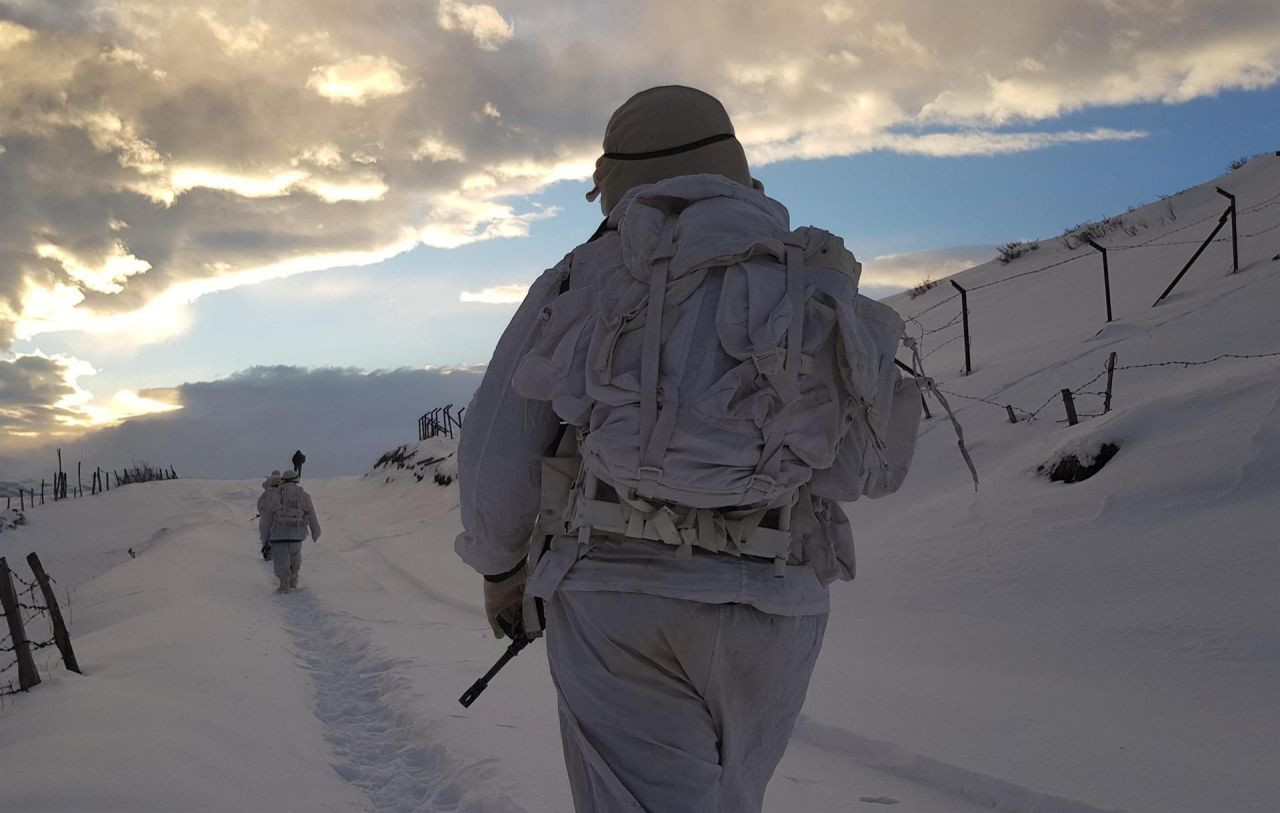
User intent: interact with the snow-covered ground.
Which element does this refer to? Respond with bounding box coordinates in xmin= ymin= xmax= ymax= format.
xmin=3 ymin=156 xmax=1279 ymax=812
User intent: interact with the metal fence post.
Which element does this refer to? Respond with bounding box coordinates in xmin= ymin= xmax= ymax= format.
xmin=1216 ymin=187 xmax=1238 ymax=273
xmin=1103 ymin=352 xmax=1118 ymax=414
xmin=1153 ymin=206 xmax=1232 ymax=306
xmin=1086 ymin=238 xmax=1113 ymax=323
xmin=949 ymin=280 xmax=972 ymax=375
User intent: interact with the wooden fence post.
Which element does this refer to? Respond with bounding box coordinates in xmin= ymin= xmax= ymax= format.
xmin=19 ymin=490 xmax=25 ymax=511
xmin=41 ymin=479 xmax=46 ymax=505
xmin=1061 ymin=389 xmax=1079 ymax=426
xmin=77 ymin=462 xmax=83 ymax=497
xmin=0 ymin=557 xmax=41 ymax=690
xmin=1006 ymin=405 xmax=1019 ymax=424
xmin=1103 ymin=353 xmax=1118 ymax=414
xmin=26 ymin=553 xmax=79 ymax=674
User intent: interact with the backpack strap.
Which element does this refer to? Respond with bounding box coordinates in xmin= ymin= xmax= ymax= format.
xmin=635 ymin=220 xmax=679 ymax=496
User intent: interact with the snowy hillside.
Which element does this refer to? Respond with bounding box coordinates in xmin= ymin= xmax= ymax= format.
xmin=2 ymin=156 xmax=1279 ymax=813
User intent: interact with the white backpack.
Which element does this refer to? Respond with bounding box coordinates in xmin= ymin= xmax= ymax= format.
xmin=514 ymin=175 xmax=927 ymax=565
xmin=271 ymin=485 xmax=307 ymax=534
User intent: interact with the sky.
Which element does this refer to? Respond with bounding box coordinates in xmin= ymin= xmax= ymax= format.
xmin=2 ymin=0 xmax=1279 ymax=473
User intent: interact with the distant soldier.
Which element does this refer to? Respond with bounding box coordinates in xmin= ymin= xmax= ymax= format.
xmin=257 ymin=470 xmax=281 ymax=560
xmin=259 ymin=469 xmax=321 ymax=593
xmin=291 ymin=449 xmax=306 ymax=475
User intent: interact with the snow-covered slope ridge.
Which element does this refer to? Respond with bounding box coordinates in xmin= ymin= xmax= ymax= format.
xmin=814 ymin=153 xmax=1280 ymax=812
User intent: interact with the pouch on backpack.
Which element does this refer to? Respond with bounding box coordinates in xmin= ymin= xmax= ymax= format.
xmin=514 ymin=175 xmax=924 ymax=512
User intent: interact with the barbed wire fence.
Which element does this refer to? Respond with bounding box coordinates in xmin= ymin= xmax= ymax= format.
xmin=902 ymin=165 xmax=1280 ymax=428
xmin=932 ymin=351 xmax=1280 ymax=429
xmin=906 ymin=178 xmax=1280 ymax=334
xmin=2 ymin=458 xmax=180 ymax=534
xmin=1 ymin=553 xmax=79 ymax=703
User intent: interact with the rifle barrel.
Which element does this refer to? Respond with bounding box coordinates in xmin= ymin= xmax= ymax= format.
xmin=458 ymin=636 xmax=530 ymax=707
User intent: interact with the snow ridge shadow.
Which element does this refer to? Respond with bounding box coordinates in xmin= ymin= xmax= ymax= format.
xmin=279 ymin=590 xmax=525 ymax=813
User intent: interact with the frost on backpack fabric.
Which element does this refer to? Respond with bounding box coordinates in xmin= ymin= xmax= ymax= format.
xmin=513 ymin=174 xmax=922 ymax=517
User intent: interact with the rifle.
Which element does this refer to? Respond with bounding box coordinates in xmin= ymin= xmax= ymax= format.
xmin=458 ymin=614 xmax=533 ymax=708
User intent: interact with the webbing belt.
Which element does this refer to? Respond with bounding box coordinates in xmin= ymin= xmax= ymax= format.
xmin=573 ymin=492 xmax=793 ymax=576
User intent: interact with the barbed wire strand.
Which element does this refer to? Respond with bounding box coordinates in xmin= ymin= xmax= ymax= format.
xmin=904 ymin=177 xmax=1280 ymax=344
xmin=936 ymin=350 xmax=1280 ymax=423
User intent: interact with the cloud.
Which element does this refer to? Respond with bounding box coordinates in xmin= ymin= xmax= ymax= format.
xmin=4 ymin=365 xmax=485 ymax=478
xmin=307 ymin=55 xmax=410 ymax=104
xmin=0 ymin=19 xmax=34 ymax=49
xmin=412 ymin=136 xmax=466 ymax=163
xmin=198 ymin=10 xmax=270 ymax=55
xmin=859 ymin=246 xmax=997 ymax=291
xmin=459 ymin=283 xmax=530 ymax=304
xmin=0 ymin=352 xmax=180 ymax=447
xmin=36 ymin=241 xmax=152 ymax=295
xmin=748 ymin=127 xmax=1147 ymax=165
xmin=0 ymin=0 xmax=1276 ymax=357
xmin=436 ymin=0 xmax=514 ymax=51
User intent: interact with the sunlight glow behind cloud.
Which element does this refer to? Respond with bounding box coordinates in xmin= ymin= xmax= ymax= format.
xmin=36 ymin=242 xmax=152 ymax=295
xmin=459 ymin=284 xmax=531 ymax=304
xmin=0 ymin=352 xmax=183 ymax=448
xmin=308 ymin=55 xmax=410 ymax=104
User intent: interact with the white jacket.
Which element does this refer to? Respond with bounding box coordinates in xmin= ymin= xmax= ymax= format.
xmin=455 ymin=177 xmax=863 ymax=609
xmin=259 ymin=482 xmax=321 ymax=543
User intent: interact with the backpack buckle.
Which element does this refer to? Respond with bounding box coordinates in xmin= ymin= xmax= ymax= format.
xmin=747 ymin=473 xmax=776 ymax=496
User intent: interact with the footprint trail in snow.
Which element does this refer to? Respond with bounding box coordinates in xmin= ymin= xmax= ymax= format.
xmin=278 ymin=589 xmax=525 ymax=813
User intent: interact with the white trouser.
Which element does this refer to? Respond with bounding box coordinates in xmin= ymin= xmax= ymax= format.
xmin=545 ymin=590 xmax=827 ymax=813
xmin=271 ymin=541 xmax=302 ymax=581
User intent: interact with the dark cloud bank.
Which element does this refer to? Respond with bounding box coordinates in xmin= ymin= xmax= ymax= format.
xmin=5 ymin=365 xmax=483 ymax=480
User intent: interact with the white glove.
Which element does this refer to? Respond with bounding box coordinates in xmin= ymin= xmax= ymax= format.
xmin=482 ymin=562 xmax=527 ymax=639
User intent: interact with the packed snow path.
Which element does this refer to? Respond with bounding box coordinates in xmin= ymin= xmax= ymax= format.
xmin=278 ymin=589 xmax=522 ymax=813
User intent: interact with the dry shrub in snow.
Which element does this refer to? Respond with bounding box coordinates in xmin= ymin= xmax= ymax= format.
xmin=997 ymin=240 xmax=1040 ymax=264
xmin=908 ymin=278 xmax=939 ymax=299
